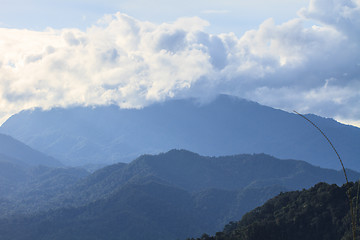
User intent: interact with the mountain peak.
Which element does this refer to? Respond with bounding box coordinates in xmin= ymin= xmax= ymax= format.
xmin=1 ymin=95 xmax=359 ymax=170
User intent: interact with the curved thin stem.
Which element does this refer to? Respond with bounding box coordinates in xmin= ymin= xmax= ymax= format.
xmin=293 ymin=111 xmax=349 ymax=183
xmin=294 ymin=110 xmax=356 ymax=240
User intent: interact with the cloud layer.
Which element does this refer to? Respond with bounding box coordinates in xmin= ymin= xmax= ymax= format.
xmin=0 ymin=0 xmax=360 ymax=126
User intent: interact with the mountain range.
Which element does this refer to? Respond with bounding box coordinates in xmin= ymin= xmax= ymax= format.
xmin=1 ymin=95 xmax=359 ymax=239
xmin=1 ymin=95 xmax=359 ymax=171
xmin=0 ymin=149 xmax=358 ymax=240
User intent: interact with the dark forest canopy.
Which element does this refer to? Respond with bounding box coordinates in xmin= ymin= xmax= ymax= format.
xmin=188 ymin=182 xmax=358 ymax=240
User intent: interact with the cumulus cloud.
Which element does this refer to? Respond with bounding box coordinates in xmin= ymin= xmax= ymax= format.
xmin=0 ymin=0 xmax=360 ymax=126
xmin=299 ymin=0 xmax=360 ymax=40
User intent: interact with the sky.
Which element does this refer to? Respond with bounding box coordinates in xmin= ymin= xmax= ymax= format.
xmin=0 ymin=0 xmax=359 ymax=127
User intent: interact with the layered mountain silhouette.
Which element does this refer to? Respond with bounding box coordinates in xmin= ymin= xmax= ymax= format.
xmin=0 ymin=153 xmax=89 ymax=216
xmin=0 ymin=133 xmax=62 ymax=167
xmin=0 ymin=133 xmax=68 ymax=200
xmin=71 ymin=149 xmax=359 ymax=197
xmin=1 ymin=95 xmax=359 ymax=170
xmin=0 ymin=150 xmax=358 ymax=240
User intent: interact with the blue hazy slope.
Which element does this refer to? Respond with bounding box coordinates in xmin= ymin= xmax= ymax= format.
xmin=1 ymin=95 xmax=359 ymax=170
xmin=0 ymin=133 xmax=62 ymax=167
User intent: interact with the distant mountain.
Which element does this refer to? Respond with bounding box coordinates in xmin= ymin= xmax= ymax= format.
xmin=0 ymin=134 xmax=87 ymax=215
xmin=0 ymin=178 xmax=283 ymax=240
xmin=71 ymin=149 xmax=359 ymax=200
xmin=0 ymin=133 xmax=62 ymax=167
xmin=0 ymin=160 xmax=89 ymax=216
xmin=0 ymin=154 xmax=30 ymax=197
xmin=189 ymin=182 xmax=356 ymax=240
xmin=1 ymin=150 xmax=358 ymax=240
xmin=1 ymin=95 xmax=359 ymax=170
xmin=0 ymin=134 xmax=69 ymax=205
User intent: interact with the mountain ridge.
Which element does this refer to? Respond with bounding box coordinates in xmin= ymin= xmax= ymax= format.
xmin=67 ymin=149 xmax=359 ymax=205
xmin=0 ymin=149 xmax=359 ymax=240
xmin=1 ymin=95 xmax=358 ymax=170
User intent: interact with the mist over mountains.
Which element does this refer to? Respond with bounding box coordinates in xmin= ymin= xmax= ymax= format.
xmin=1 ymin=95 xmax=359 ymax=171
xmin=1 ymin=95 xmax=359 ymax=239
xmin=1 ymin=0 xmax=359 ymax=238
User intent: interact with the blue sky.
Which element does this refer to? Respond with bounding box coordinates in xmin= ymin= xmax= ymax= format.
xmin=0 ymin=0 xmax=310 ymax=34
xmin=0 ymin=0 xmax=360 ymax=127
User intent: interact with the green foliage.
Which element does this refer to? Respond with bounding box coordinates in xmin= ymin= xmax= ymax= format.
xmin=190 ymin=182 xmax=358 ymax=240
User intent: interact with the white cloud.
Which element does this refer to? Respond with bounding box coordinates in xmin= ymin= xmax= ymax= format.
xmin=0 ymin=0 xmax=360 ymax=127
xmin=299 ymin=0 xmax=360 ymax=39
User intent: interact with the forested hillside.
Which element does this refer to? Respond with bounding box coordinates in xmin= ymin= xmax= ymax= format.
xmin=0 ymin=150 xmax=358 ymax=240
xmin=188 ymin=182 xmax=357 ymax=240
